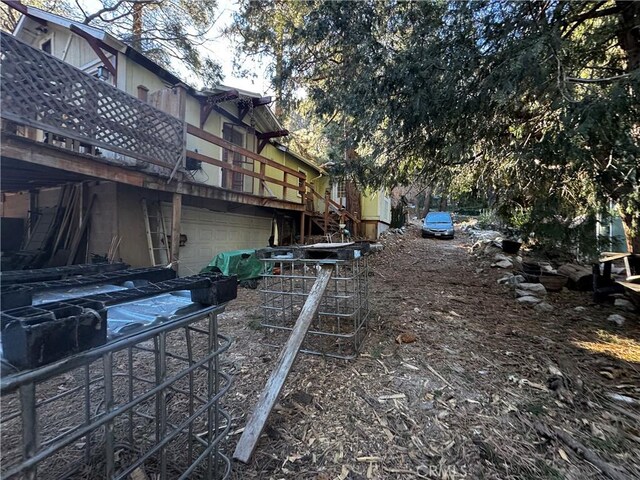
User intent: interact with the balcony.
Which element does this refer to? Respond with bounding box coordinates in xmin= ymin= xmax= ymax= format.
xmin=0 ymin=31 xmax=306 ymax=211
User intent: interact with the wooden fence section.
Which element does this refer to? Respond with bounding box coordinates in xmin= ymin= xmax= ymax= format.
xmin=0 ymin=32 xmax=184 ymax=171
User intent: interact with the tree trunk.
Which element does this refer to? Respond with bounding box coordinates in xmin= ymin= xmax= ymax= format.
xmin=345 ymin=179 xmax=361 ymax=236
xmin=617 ymin=1 xmax=640 ymax=70
xmin=619 ymin=205 xmax=640 ymax=254
xmin=616 ymin=2 xmax=639 ymax=253
xmin=439 ymin=194 xmax=448 ymax=211
xmin=132 ymin=3 xmax=143 ymax=51
xmin=421 ymin=186 xmax=432 ymax=217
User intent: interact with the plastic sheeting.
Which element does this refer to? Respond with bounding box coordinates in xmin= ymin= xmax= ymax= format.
xmin=106 ymin=291 xmax=203 ymax=338
xmin=32 ymin=284 xmax=128 ymax=305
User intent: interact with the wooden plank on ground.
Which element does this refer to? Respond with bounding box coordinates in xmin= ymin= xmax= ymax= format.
xmin=66 ymin=194 xmax=96 ymax=265
xmin=233 ymin=264 xmax=334 ymax=463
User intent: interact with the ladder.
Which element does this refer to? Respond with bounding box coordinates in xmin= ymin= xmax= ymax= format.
xmin=141 ymin=199 xmax=170 ymax=266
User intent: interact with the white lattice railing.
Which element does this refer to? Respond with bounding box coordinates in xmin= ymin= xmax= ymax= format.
xmin=0 ymin=32 xmax=184 ymax=172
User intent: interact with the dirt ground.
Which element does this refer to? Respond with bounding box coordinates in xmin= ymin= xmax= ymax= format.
xmin=220 ymin=224 xmax=640 ymax=480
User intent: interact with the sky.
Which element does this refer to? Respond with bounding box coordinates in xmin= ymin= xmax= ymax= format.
xmin=77 ymin=0 xmax=272 ymax=95
xmin=200 ymin=0 xmax=271 ymax=95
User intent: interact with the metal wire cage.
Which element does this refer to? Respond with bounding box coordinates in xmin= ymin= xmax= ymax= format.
xmin=0 ymin=307 xmax=232 ymax=480
xmin=260 ymin=257 xmax=369 ymax=360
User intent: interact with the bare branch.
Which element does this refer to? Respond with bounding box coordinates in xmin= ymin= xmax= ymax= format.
xmin=82 ymin=0 xmax=130 ymax=25
xmin=566 ymin=73 xmax=631 ymax=84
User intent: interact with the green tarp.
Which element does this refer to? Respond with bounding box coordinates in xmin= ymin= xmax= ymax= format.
xmin=200 ymin=249 xmax=266 ymax=281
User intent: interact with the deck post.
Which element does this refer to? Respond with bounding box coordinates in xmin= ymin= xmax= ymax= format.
xmin=171 ymin=192 xmax=182 ymax=272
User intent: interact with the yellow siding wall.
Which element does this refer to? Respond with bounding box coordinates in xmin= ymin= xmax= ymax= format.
xmin=361 ymin=189 xmax=391 ymax=223
xmin=122 ymin=60 xmax=168 ymax=95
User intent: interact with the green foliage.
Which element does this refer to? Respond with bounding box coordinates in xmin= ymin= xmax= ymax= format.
xmin=233 ymin=1 xmax=640 ymax=251
xmin=476 ymin=210 xmax=501 ymax=230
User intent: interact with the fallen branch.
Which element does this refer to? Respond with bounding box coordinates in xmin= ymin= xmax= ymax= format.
xmin=426 ymin=364 xmax=453 ymax=389
xmin=531 ymin=421 xmax=631 ymax=480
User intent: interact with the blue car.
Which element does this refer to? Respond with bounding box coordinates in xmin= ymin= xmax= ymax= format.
xmin=421 ymin=212 xmax=455 ymax=239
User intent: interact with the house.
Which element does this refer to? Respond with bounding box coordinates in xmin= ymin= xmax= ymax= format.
xmin=0 ymin=4 xmax=391 ymax=275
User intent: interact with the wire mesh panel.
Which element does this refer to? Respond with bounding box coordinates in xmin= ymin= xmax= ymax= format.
xmin=260 ymin=258 xmax=369 ymax=359
xmin=0 ymin=307 xmax=231 ymax=480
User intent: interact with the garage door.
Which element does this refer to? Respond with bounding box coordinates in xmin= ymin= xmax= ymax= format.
xmin=163 ymin=204 xmax=272 ymax=276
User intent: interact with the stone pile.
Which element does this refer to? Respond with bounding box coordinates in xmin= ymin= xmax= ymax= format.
xmin=497 ymin=273 xmax=554 ymax=312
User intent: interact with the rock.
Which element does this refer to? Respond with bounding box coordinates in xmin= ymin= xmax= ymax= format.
xmin=518 ymin=283 xmax=547 ymax=294
xmin=517 ymin=295 xmax=542 ymax=304
xmin=535 ymin=302 xmax=554 ymax=312
xmin=498 ymin=274 xmax=525 ymax=285
xmin=515 ymin=288 xmax=532 ymax=297
xmin=396 ymin=332 xmax=417 ymax=344
xmin=485 ymin=245 xmax=503 ymax=256
xmin=494 ymin=253 xmax=511 ymax=262
xmin=607 ymin=314 xmax=625 ymax=326
xmin=574 ymin=306 xmax=587 ymax=312
xmin=492 ymin=259 xmax=513 ymax=269
xmin=614 ymin=298 xmax=635 ymax=312
xmin=369 ymin=243 xmax=384 ymax=253
xmin=548 ymin=365 xmax=563 ymax=377
xmin=475 ymin=268 xmax=484 ymax=274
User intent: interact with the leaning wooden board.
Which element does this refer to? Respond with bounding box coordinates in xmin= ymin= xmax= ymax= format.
xmin=234 ymin=264 xmax=334 ymax=463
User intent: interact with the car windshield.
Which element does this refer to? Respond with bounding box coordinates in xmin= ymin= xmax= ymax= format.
xmin=425 ymin=213 xmax=451 ymax=224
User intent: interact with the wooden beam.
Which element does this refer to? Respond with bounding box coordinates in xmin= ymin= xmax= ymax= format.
xmin=2 ymin=134 xmax=145 ymax=187
xmin=306 ymin=183 xmax=360 ymax=224
xmin=324 ymin=190 xmax=330 ymax=234
xmin=256 ymin=130 xmax=289 ymax=140
xmin=186 ymin=124 xmax=305 ymax=179
xmin=200 ymin=90 xmax=239 ymax=128
xmin=257 ymin=139 xmax=268 ymax=154
xmin=252 ymin=96 xmax=272 ymax=107
xmin=1 ymin=134 xmax=306 ymax=210
xmin=237 ymin=96 xmax=271 ymax=122
xmin=233 ymin=265 xmax=334 ymax=463
xmin=212 ymin=105 xmax=255 ymax=131
xmin=66 ymin=193 xmax=96 ymax=265
xmin=258 ymin=162 xmax=266 ymax=196
xmin=238 ymin=105 xmax=249 ymax=121
xmin=186 ymin=150 xmax=304 ymax=193
xmin=170 ymin=193 xmax=182 ymax=272
xmin=69 ymin=25 xmax=116 ymax=78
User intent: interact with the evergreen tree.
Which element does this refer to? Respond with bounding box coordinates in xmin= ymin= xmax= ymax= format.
xmin=233 ymin=1 xmax=639 ymax=252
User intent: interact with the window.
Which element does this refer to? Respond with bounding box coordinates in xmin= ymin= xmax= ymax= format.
xmin=40 ymin=39 xmax=52 ymax=54
xmin=222 ymin=123 xmax=252 ymax=192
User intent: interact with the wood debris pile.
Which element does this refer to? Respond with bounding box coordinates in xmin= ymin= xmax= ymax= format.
xmin=218 ymin=224 xmax=639 ymax=479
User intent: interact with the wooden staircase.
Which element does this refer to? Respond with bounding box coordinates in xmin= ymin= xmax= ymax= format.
xmin=303 ymin=184 xmax=361 ymax=241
